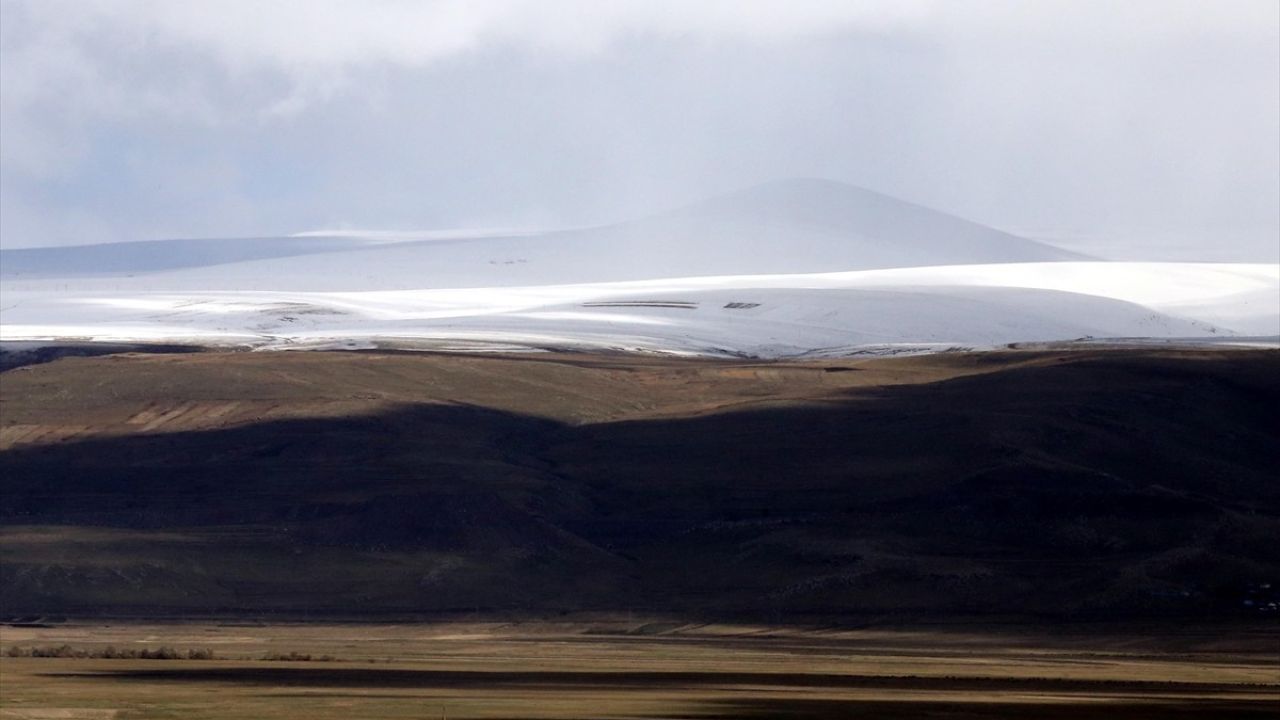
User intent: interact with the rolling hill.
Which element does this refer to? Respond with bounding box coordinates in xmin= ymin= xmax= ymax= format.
xmin=1 ymin=349 xmax=1277 ymax=620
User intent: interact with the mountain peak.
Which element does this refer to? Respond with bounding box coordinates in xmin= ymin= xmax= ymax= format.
xmin=616 ymin=177 xmax=1086 ymax=265
xmin=684 ymin=177 xmax=976 ymax=227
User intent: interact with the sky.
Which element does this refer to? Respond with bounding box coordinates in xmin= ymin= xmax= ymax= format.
xmin=1 ymin=0 xmax=1277 ymax=260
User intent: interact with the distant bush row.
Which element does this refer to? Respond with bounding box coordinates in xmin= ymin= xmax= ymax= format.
xmin=4 ymin=645 xmax=215 ymax=659
xmin=260 ymin=651 xmax=337 ymax=662
xmin=3 ymin=645 xmax=342 ymax=661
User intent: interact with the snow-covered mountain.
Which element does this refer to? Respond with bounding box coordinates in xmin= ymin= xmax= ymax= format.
xmin=1 ymin=179 xmax=1083 ymax=291
xmin=1 ymin=180 xmax=1274 ymax=357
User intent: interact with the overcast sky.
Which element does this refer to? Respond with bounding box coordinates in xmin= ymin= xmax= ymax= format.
xmin=2 ymin=0 xmax=1277 ymax=259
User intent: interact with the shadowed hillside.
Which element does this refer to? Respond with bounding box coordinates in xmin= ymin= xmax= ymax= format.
xmin=1 ymin=349 xmax=1277 ymax=620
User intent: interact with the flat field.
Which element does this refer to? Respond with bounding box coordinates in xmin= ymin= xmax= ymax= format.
xmin=3 ymin=622 xmax=1277 ymax=719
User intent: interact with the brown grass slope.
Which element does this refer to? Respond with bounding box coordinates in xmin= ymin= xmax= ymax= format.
xmin=0 ymin=349 xmax=1277 ymax=620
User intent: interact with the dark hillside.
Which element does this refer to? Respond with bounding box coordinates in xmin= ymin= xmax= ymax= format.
xmin=1 ymin=350 xmax=1276 ymax=620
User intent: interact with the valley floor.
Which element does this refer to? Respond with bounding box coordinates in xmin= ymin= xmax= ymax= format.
xmin=2 ymin=621 xmax=1277 ymax=719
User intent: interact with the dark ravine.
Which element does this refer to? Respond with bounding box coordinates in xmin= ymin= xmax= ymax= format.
xmin=1 ymin=349 xmax=1277 ymax=621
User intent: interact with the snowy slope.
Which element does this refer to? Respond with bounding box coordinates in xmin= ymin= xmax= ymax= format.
xmin=0 ymin=236 xmax=373 ymax=278
xmin=0 ymin=229 xmax=546 ymax=280
xmin=3 ymin=263 xmax=1273 ymax=358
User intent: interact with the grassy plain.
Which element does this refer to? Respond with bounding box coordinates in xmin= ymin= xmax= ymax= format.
xmin=3 ymin=622 xmax=1278 ymax=719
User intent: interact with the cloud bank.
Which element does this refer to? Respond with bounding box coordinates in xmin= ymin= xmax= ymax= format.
xmin=2 ymin=0 xmax=1277 ymax=259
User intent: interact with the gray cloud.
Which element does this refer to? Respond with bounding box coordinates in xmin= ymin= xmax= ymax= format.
xmin=1 ymin=0 xmax=1276 ymax=260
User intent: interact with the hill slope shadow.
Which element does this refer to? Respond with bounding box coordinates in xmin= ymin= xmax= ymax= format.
xmin=2 ymin=353 xmax=1278 ymax=619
